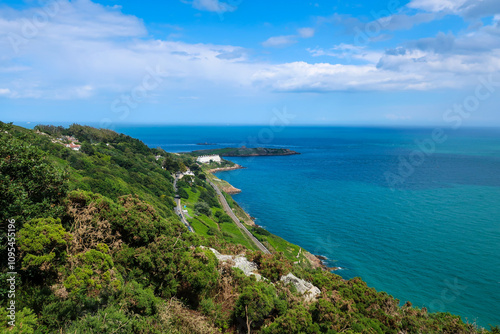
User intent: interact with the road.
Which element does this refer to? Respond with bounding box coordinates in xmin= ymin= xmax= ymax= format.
xmin=173 ymin=177 xmax=194 ymax=233
xmin=207 ymin=180 xmax=270 ymax=254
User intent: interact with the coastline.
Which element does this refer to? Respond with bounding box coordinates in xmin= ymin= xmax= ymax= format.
xmin=207 ymin=164 xmax=245 ymax=173
xmin=207 ymin=164 xmax=245 ymax=194
xmin=209 ymin=164 xmax=337 ymax=272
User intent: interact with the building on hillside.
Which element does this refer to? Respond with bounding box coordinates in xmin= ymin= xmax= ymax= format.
xmin=176 ymin=170 xmax=195 ymax=179
xmin=196 ymin=155 xmax=221 ymax=164
xmin=65 ymin=142 xmax=81 ymax=151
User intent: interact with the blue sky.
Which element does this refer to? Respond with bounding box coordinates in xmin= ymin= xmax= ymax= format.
xmin=1 ymin=0 xmax=500 ymax=126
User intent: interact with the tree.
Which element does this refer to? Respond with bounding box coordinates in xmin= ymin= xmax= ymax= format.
xmin=218 ymin=213 xmax=232 ymax=224
xmin=178 ymin=188 xmax=189 ymax=199
xmin=80 ymin=142 xmax=95 ymax=156
xmin=0 ymin=132 xmax=68 ymax=225
xmin=235 ymin=282 xmax=276 ymax=334
xmin=261 ymin=306 xmax=320 ymax=334
xmin=194 ymin=201 xmax=211 ymax=216
xmin=18 ymin=218 xmax=72 ymax=280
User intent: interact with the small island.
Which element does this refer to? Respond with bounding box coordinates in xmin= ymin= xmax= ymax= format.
xmin=190 ymin=146 xmax=300 ymax=157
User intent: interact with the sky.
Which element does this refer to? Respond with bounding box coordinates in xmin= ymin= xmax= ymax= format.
xmin=1 ymin=0 xmax=500 ymax=126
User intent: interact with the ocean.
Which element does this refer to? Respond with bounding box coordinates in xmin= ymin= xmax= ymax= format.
xmin=116 ymin=125 xmax=500 ymax=328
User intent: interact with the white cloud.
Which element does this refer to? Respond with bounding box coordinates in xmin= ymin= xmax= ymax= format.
xmin=297 ymin=27 xmax=315 ymax=38
xmin=308 ymin=44 xmax=383 ymax=63
xmin=407 ymin=0 xmax=500 ymax=18
xmin=185 ymin=0 xmax=238 ymax=13
xmin=0 ymin=1 xmax=257 ymax=99
xmin=251 ymin=61 xmax=437 ymax=92
xmin=0 ymin=88 xmax=11 ymax=96
xmin=1 ymin=0 xmax=500 ymax=101
xmin=407 ymin=0 xmax=467 ymax=13
xmin=262 ymin=35 xmax=297 ymax=48
xmin=262 ymin=27 xmax=314 ymax=48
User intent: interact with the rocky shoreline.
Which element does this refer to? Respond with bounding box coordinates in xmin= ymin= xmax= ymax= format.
xmin=207 ymin=164 xmax=245 ymax=174
xmin=220 ymin=185 xmax=241 ymax=194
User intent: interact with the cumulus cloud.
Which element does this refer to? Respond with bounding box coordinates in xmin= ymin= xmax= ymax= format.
xmin=407 ymin=0 xmax=500 ymax=18
xmin=0 ymin=88 xmax=11 ymax=96
xmin=0 ymin=0 xmax=256 ymax=99
xmin=297 ymin=27 xmax=315 ymax=38
xmin=251 ymin=61 xmax=452 ymax=92
xmin=183 ymin=0 xmax=238 ymax=13
xmin=407 ymin=0 xmax=467 ymax=13
xmin=308 ymin=44 xmax=383 ymax=63
xmin=262 ymin=27 xmax=314 ymax=48
xmin=262 ymin=35 xmax=297 ymax=48
xmin=1 ymin=0 xmax=500 ymax=100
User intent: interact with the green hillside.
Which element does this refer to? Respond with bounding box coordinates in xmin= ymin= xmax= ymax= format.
xmin=0 ymin=121 xmax=497 ymax=334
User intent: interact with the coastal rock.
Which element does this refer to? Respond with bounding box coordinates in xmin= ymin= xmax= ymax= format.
xmin=208 ymin=248 xmax=262 ymax=281
xmin=207 ymin=164 xmax=245 ymax=174
xmin=280 ymin=273 xmax=321 ymax=302
xmin=221 ymin=186 xmax=241 ymax=194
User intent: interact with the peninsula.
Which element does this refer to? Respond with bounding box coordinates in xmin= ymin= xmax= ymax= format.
xmin=190 ymin=146 xmax=300 ymax=157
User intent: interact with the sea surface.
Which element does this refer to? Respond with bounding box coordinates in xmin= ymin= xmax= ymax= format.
xmin=116 ymin=125 xmax=500 ymax=328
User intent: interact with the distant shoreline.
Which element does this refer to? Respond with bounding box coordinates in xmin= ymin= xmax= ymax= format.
xmin=191 ymin=147 xmax=300 ymax=157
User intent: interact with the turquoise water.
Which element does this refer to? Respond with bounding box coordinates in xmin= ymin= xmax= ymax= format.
xmin=117 ymin=125 xmax=500 ymax=328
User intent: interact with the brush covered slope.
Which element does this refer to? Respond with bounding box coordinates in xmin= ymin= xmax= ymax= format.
xmin=0 ymin=121 xmax=497 ymax=334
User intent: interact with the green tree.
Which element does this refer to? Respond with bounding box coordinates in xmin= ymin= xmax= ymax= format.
xmin=235 ymin=282 xmax=276 ymax=334
xmin=0 ymin=131 xmax=67 ymax=225
xmin=194 ymin=201 xmax=211 ymax=216
xmin=178 ymin=188 xmax=189 ymax=199
xmin=18 ymin=218 xmax=72 ymax=280
xmin=0 ymin=307 xmax=38 ymax=333
xmin=262 ymin=305 xmax=320 ymax=334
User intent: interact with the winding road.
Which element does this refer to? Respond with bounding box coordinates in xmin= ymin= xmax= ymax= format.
xmin=173 ymin=177 xmax=194 ymax=233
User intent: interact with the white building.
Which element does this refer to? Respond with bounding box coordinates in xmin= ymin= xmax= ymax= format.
xmin=196 ymin=155 xmax=221 ymax=164
xmin=65 ymin=142 xmax=81 ymax=151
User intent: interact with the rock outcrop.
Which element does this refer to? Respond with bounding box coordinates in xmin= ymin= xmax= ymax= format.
xmin=280 ymin=273 xmax=321 ymax=302
xmin=208 ymin=248 xmax=263 ymax=281
xmin=208 ymin=248 xmax=321 ymax=301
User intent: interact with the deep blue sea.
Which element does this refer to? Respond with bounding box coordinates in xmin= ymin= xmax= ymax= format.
xmin=116 ymin=125 xmax=500 ymax=328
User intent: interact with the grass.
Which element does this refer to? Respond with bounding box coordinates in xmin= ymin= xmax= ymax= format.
xmin=189 ymin=217 xmax=211 ymax=237
xmin=210 ymin=176 xmax=236 ymax=191
xmin=180 ymin=183 xmax=257 ymax=251
xmin=222 ymin=192 xmax=254 ymax=226
xmin=219 ymin=222 xmax=258 ymax=251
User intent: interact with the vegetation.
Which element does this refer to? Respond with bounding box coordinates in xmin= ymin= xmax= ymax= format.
xmin=0 ymin=121 xmax=496 ymax=333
